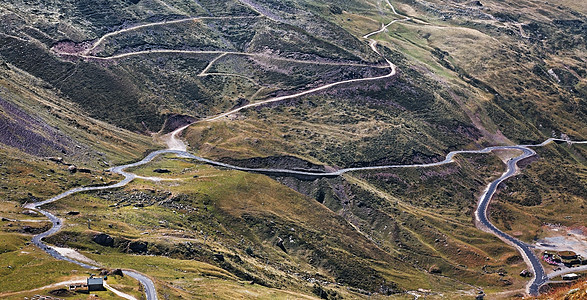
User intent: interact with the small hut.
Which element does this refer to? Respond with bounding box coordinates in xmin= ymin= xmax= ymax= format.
xmin=87 ymin=275 xmax=105 ymax=291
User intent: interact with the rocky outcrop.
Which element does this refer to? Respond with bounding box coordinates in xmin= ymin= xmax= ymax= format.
xmin=111 ymin=268 xmax=124 ymax=276
xmin=128 ymin=241 xmax=148 ymax=253
xmin=276 ymin=237 xmax=287 ymax=253
xmin=78 ymin=168 xmax=91 ymax=174
xmin=93 ymin=233 xmax=114 ymax=247
xmin=100 ymin=268 xmax=124 ymax=276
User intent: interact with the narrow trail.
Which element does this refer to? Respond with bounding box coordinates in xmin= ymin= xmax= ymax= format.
xmin=363 ymin=0 xmax=411 ymax=41
xmin=83 ymin=15 xmax=262 ymax=55
xmin=104 ymin=281 xmax=137 ymax=300
xmin=362 ymin=15 xmax=410 ymax=40
xmin=198 ymin=53 xmax=226 ymax=76
xmin=65 ymin=48 xmax=389 ymax=69
xmin=23 ymin=1 xmax=586 ymax=298
xmin=204 ymin=58 xmax=396 ymax=121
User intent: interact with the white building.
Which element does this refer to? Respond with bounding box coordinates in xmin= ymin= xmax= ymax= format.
xmin=561 ymin=273 xmax=579 ymax=281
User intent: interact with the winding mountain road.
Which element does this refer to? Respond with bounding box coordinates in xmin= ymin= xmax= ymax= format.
xmin=23 ymin=1 xmax=586 ymax=298
xmin=25 ymin=134 xmax=585 ymax=297
xmin=475 ymin=147 xmax=546 ymax=295
xmin=25 ymin=203 xmax=158 ymax=299
xmin=30 ymin=8 xmax=402 ymax=299
xmin=474 ymin=140 xmax=587 ymax=295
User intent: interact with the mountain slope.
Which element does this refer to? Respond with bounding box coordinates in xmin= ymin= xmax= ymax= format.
xmin=0 ymin=0 xmax=585 ymax=299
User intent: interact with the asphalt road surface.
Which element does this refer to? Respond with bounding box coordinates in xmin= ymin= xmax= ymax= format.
xmin=474 ymin=147 xmax=546 ymax=295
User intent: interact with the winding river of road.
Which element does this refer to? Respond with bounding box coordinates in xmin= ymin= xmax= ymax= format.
xmin=24 ymin=1 xmax=587 ymax=298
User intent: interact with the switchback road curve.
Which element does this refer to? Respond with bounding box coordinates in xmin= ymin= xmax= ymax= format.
xmin=25 ymin=135 xmax=585 ymax=298
xmin=21 ymin=0 xmax=586 ymax=297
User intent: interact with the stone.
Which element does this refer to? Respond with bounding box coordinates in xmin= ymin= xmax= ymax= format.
xmin=128 ymin=241 xmax=148 ymax=253
xmin=111 ymin=268 xmax=124 ymax=276
xmin=93 ymin=233 xmax=114 ymax=247
xmin=276 ymin=237 xmax=287 ymax=253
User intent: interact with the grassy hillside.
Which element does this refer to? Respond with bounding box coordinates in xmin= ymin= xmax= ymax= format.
xmin=0 ymin=0 xmax=585 ymax=298
xmin=41 ymin=154 xmax=500 ymax=297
